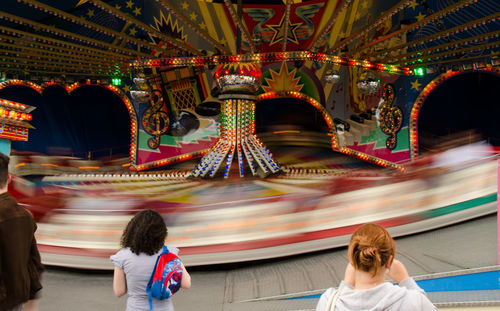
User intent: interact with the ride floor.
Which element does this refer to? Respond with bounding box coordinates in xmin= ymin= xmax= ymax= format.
xmin=39 ymin=214 xmax=499 ymax=310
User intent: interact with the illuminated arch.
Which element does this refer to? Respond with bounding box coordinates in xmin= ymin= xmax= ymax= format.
xmin=0 ymin=79 xmax=138 ymax=167
xmin=40 ymin=81 xmax=72 ymax=93
xmin=257 ymin=91 xmax=404 ymax=171
xmin=409 ymin=67 xmax=500 ymax=158
xmin=66 ymin=82 xmax=139 ymax=168
xmin=0 ymin=80 xmax=42 ymax=94
xmin=257 ymin=90 xmax=338 ymax=144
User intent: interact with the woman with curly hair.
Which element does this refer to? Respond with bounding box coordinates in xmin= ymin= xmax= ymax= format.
xmin=110 ymin=209 xmax=191 ymax=311
xmin=316 ymin=223 xmax=436 ymax=311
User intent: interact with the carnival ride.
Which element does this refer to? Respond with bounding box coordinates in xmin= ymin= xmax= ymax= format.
xmin=8 ymin=135 xmax=498 ymax=269
xmin=0 ymin=0 xmax=498 ymax=269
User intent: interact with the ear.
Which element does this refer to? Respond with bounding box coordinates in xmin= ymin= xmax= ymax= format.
xmin=7 ymin=173 xmax=12 ymax=184
xmin=385 ymin=255 xmax=394 ymax=269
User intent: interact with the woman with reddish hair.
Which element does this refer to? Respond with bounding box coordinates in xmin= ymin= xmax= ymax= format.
xmin=316 ymin=223 xmax=436 ymax=310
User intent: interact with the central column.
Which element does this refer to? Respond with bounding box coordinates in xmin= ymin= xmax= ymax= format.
xmin=192 ymin=63 xmax=281 ymax=178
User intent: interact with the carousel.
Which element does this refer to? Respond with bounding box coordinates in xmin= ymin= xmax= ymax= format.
xmin=0 ymin=0 xmax=497 ymax=268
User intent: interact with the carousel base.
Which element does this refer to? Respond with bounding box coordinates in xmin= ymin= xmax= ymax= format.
xmin=16 ymin=154 xmax=497 ymax=270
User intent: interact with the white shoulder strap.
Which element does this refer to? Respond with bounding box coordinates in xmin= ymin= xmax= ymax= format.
xmin=325 ymin=287 xmax=340 ymax=311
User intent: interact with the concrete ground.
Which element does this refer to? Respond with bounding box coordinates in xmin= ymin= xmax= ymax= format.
xmin=38 ymin=214 xmax=499 ymax=311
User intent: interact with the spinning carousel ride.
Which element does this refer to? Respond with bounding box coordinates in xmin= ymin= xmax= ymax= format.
xmin=0 ymin=0 xmax=497 ymax=268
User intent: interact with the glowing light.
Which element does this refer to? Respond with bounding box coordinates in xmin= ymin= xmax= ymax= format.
xmin=111 ymin=78 xmax=122 ymax=86
xmin=413 ymin=67 xmax=426 ymax=76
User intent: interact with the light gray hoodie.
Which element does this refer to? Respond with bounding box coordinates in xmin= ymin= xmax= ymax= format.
xmin=315 ymin=278 xmax=437 ymax=311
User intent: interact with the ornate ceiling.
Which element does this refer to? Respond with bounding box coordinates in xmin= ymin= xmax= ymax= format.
xmin=0 ymin=0 xmax=497 ymax=79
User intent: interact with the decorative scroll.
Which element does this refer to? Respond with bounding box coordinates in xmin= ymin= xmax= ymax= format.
xmin=378 ymin=84 xmax=403 ymax=150
xmin=142 ymin=90 xmax=169 ymax=149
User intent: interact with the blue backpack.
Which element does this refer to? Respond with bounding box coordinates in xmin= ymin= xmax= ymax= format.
xmin=146 ymin=246 xmax=183 ymax=310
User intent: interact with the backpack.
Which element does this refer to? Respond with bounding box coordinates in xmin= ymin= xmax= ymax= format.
xmin=146 ymin=246 xmax=183 ymax=310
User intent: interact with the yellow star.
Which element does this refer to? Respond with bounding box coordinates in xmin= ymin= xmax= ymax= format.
xmin=416 ymin=12 xmax=426 ymax=22
xmin=129 ymin=27 xmax=137 ymax=36
xmin=220 ymin=38 xmax=227 ymax=45
xmin=181 ymin=1 xmax=189 ymax=10
xmin=123 ymin=84 xmax=131 ymax=93
xmin=411 ymin=79 xmax=421 ymax=91
xmin=267 ymin=14 xmax=301 ymax=46
xmin=87 ymin=9 xmax=94 ymax=18
xmin=125 ymin=0 xmax=134 ymax=9
xmin=361 ymin=0 xmax=369 ymax=10
xmin=133 ymin=6 xmax=142 ymax=16
xmin=189 ymin=12 xmax=198 ymax=21
xmin=408 ymin=0 xmax=418 ymax=10
xmin=199 ymin=22 xmax=207 ymax=30
xmin=115 ymin=4 xmax=122 ymax=10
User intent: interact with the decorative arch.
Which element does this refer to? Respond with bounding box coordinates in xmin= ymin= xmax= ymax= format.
xmin=256 ymin=90 xmax=404 ymax=171
xmin=0 ymin=79 xmax=138 ymax=167
xmin=409 ymin=67 xmax=500 ymax=158
xmin=257 ymin=90 xmax=338 ymax=145
xmin=40 ymin=81 xmax=72 ymax=93
xmin=66 ymin=82 xmax=138 ymax=168
xmin=0 ymin=79 xmax=42 ymax=94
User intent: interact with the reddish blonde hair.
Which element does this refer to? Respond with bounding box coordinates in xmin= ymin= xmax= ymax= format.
xmin=348 ymin=223 xmax=396 ymax=277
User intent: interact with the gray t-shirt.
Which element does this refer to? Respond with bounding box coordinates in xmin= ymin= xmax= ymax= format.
xmin=316 ymin=278 xmax=437 ymax=311
xmin=110 ymin=246 xmax=179 ymax=311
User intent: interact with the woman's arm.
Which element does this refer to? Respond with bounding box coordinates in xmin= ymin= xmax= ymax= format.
xmin=113 ymin=267 xmax=127 ymax=297
xmin=386 ymin=259 xmax=409 ymax=283
xmin=180 ymin=262 xmax=191 ymax=289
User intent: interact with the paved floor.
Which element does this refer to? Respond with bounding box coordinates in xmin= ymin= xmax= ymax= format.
xmin=37 ymin=213 xmax=499 ymax=311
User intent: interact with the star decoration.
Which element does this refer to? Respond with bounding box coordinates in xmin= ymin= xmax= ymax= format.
xmin=181 ymin=2 xmax=189 ymax=10
xmin=115 ymin=4 xmax=122 ymax=10
xmin=133 ymin=7 xmax=142 ymax=16
xmin=199 ymin=22 xmax=207 ymax=30
xmin=126 ymin=0 xmax=134 ymax=9
xmin=411 ymin=79 xmax=421 ymax=91
xmin=189 ymin=12 xmax=198 ymax=21
xmin=408 ymin=0 xmax=419 ymax=10
xmin=416 ymin=12 xmax=426 ymax=22
xmin=123 ymin=84 xmax=131 ymax=93
xmin=86 ymin=9 xmax=95 ymax=18
xmin=262 ymin=62 xmax=303 ymax=93
xmin=267 ymin=15 xmax=302 ymax=46
xmin=129 ymin=27 xmax=137 ymax=36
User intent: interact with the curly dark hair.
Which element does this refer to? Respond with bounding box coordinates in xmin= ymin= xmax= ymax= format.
xmin=120 ymin=209 xmax=167 ymax=256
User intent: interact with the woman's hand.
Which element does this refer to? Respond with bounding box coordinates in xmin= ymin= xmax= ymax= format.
xmin=386 ymin=259 xmax=409 ymax=283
